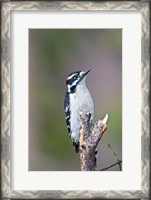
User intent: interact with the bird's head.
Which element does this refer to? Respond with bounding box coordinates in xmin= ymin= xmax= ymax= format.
xmin=66 ymin=69 xmax=91 ymax=93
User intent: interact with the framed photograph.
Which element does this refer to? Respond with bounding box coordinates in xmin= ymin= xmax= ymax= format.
xmin=1 ymin=1 xmax=150 ymax=199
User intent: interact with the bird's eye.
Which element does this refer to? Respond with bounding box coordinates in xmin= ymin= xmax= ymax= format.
xmin=74 ymin=75 xmax=78 ymax=79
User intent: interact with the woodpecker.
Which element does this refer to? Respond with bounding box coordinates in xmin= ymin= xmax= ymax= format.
xmin=64 ymin=69 xmax=94 ymax=153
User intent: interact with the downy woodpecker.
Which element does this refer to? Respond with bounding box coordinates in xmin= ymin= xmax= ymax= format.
xmin=64 ymin=69 xmax=94 ymax=153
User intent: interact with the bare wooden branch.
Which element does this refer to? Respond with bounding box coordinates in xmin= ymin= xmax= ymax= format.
xmin=100 ymin=160 xmax=122 ymax=171
xmin=107 ymin=143 xmax=122 ymax=171
xmin=79 ymin=112 xmax=108 ymax=171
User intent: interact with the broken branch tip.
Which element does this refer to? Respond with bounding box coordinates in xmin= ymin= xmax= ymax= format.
xmin=102 ymin=113 xmax=108 ymax=124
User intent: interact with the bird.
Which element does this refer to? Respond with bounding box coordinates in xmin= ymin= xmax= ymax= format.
xmin=64 ymin=69 xmax=94 ymax=153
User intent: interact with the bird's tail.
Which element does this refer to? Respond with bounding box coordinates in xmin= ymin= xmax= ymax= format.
xmin=73 ymin=142 xmax=79 ymax=153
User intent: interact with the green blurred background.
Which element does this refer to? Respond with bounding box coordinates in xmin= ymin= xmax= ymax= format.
xmin=29 ymin=29 xmax=122 ymax=171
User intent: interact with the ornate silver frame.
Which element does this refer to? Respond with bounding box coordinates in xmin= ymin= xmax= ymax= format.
xmin=1 ymin=1 xmax=150 ymax=199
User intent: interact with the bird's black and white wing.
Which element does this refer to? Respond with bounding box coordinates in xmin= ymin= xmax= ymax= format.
xmin=64 ymin=91 xmax=79 ymax=153
xmin=64 ymin=91 xmax=71 ymax=135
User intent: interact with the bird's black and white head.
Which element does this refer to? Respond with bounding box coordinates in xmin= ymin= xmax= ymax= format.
xmin=66 ymin=69 xmax=91 ymax=93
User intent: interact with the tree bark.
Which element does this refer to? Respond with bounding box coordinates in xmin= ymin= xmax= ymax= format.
xmin=79 ymin=112 xmax=108 ymax=171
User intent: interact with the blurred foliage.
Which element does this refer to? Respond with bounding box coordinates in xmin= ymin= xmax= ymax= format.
xmin=29 ymin=29 xmax=122 ymax=171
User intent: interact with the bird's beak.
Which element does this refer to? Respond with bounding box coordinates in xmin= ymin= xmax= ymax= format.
xmin=77 ymin=69 xmax=91 ymax=85
xmin=82 ymin=69 xmax=91 ymax=78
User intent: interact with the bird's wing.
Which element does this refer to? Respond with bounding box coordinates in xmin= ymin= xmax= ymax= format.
xmin=64 ymin=92 xmax=71 ymax=135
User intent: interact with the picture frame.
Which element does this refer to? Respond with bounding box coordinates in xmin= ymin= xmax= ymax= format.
xmin=1 ymin=1 xmax=150 ymax=199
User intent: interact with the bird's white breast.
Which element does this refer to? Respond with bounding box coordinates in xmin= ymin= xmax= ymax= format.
xmin=70 ymin=85 xmax=94 ymax=143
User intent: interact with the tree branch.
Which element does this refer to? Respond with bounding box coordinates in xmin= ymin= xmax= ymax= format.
xmin=107 ymin=143 xmax=122 ymax=171
xmin=100 ymin=160 xmax=122 ymax=171
xmin=79 ymin=112 xmax=108 ymax=171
